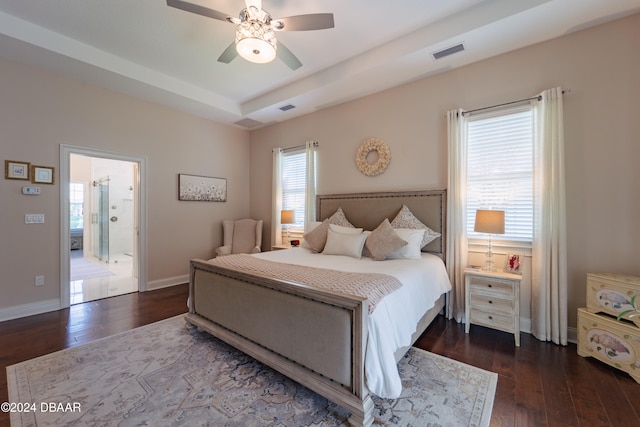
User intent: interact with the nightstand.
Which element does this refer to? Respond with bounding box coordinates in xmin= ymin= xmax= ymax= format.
xmin=465 ymin=269 xmax=522 ymax=346
xmin=271 ymin=244 xmax=293 ymax=251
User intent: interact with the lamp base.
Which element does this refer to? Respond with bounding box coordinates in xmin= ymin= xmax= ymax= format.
xmin=483 ymin=234 xmax=496 ymax=271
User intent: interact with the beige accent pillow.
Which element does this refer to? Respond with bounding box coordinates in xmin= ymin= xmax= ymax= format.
xmin=387 ymin=228 xmax=425 ymax=259
xmin=303 ymin=219 xmax=330 ymax=252
xmin=390 ymin=204 xmax=441 ymax=248
xmin=322 ymin=229 xmax=370 ymax=259
xmin=365 ymin=218 xmax=408 ymax=261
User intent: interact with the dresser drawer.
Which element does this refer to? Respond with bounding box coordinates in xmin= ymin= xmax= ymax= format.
xmin=586 ymin=273 xmax=640 ymax=324
xmin=469 ymin=292 xmax=514 ymax=314
xmin=468 ymin=276 xmax=515 ymax=297
xmin=469 ymin=308 xmax=514 ymax=332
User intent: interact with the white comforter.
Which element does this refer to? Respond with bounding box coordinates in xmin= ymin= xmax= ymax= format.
xmin=253 ymin=247 xmax=452 ymax=399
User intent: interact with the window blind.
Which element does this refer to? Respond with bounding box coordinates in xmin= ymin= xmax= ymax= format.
xmin=281 ymin=149 xmax=306 ymax=232
xmin=466 ymin=106 xmax=533 ymax=243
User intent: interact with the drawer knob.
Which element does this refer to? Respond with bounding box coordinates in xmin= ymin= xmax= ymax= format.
xmin=489 ymin=300 xmax=493 ymax=304
xmin=488 ymin=316 xmax=493 ymax=320
xmin=487 ymin=284 xmax=493 ymax=288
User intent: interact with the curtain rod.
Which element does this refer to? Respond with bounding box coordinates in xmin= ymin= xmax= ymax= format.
xmin=281 ymin=141 xmax=318 ymax=153
xmin=462 ymin=89 xmax=570 ymax=116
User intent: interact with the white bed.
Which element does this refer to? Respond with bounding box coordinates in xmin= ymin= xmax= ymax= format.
xmin=254 ymin=247 xmax=451 ymax=398
xmin=186 ymin=190 xmax=449 ymax=426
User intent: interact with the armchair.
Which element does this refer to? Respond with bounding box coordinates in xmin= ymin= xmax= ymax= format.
xmin=215 ymin=218 xmax=263 ymax=256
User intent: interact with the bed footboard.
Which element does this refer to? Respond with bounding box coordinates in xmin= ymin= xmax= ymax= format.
xmin=187 ymin=259 xmax=374 ymax=426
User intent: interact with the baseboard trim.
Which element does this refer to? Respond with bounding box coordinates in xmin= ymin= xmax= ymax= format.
xmin=146 ymin=275 xmax=188 ymax=291
xmin=0 ymin=298 xmax=61 ymax=322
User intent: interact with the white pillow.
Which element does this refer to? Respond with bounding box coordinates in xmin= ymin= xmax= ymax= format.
xmin=387 ymin=228 xmax=425 ymax=259
xmin=322 ymin=229 xmax=370 ymax=259
xmin=329 ymin=223 xmax=363 ymax=235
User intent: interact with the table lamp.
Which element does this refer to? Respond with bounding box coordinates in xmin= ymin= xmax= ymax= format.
xmin=280 ymin=210 xmax=296 ymax=239
xmin=474 ymin=209 xmax=505 ymax=271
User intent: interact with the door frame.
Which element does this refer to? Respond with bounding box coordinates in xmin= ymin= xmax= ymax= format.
xmin=59 ymin=145 xmax=148 ymax=309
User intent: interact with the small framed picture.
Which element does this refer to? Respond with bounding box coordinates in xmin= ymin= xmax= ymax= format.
xmin=5 ymin=160 xmax=31 ymax=180
xmin=31 ymin=165 xmax=55 ymax=184
xmin=504 ymin=253 xmax=522 ymax=275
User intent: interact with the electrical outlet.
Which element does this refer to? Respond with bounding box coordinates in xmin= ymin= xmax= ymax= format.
xmin=35 ymin=275 xmax=44 ymax=286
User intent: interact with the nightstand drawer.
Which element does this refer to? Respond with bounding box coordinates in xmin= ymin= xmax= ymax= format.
xmin=469 ymin=308 xmax=514 ymax=331
xmin=469 ymin=292 xmax=514 ymax=313
xmin=468 ymin=276 xmax=514 ymax=296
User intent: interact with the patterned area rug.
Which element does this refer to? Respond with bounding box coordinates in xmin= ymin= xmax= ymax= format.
xmin=7 ymin=315 xmax=497 ymax=426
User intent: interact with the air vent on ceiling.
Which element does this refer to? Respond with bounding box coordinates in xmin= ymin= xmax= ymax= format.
xmin=432 ymin=43 xmax=465 ymax=60
xmin=279 ymin=104 xmax=296 ymax=112
xmin=234 ymin=118 xmax=263 ymax=129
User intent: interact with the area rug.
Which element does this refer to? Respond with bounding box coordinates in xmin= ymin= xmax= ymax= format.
xmin=7 ymin=315 xmax=497 ymax=426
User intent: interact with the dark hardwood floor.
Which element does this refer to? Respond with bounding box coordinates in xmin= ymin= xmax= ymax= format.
xmin=1 ymin=284 xmax=638 ymax=426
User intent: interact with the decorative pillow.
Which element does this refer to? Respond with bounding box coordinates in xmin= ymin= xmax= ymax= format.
xmin=303 ymin=219 xmax=330 ymax=252
xmin=387 ymin=228 xmax=425 ymax=260
xmin=322 ymin=229 xmax=370 ymax=259
xmin=301 ymin=221 xmax=322 ymax=249
xmin=328 ymin=207 xmax=355 ymax=228
xmin=365 ymin=218 xmax=408 ymax=261
xmin=390 ymin=204 xmax=441 ymax=248
xmin=329 ymin=223 xmax=363 ymax=234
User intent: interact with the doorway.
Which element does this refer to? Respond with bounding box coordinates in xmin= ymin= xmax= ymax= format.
xmin=60 ymin=146 xmax=148 ymax=308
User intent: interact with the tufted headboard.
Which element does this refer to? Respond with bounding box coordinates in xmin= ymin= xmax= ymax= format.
xmin=316 ymin=190 xmax=446 ymax=262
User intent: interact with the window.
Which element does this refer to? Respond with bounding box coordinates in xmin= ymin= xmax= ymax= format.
xmin=281 ymin=149 xmax=306 ymax=233
xmin=466 ymin=105 xmax=533 ymax=243
xmin=69 ymin=182 xmax=84 ymax=229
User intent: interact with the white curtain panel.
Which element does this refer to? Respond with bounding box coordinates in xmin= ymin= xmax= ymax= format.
xmin=305 ymin=141 xmax=317 ymax=227
xmin=271 ymin=148 xmax=283 ymax=246
xmin=531 ymin=87 xmax=568 ymax=345
xmin=446 ymin=108 xmax=468 ymax=322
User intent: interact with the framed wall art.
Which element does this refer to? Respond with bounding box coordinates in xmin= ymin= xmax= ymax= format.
xmin=5 ymin=160 xmax=31 ymax=180
xmin=31 ymin=165 xmax=55 ymax=184
xmin=504 ymin=253 xmax=522 ymax=275
xmin=178 ymin=174 xmax=227 ymax=202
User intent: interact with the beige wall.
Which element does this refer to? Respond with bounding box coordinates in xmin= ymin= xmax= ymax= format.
xmin=0 ymin=58 xmax=250 ymax=316
xmin=249 ymin=13 xmax=640 ymax=330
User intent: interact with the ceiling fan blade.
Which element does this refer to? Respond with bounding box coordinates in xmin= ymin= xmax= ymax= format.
xmin=273 ymin=13 xmax=334 ymax=31
xmin=166 ymin=0 xmax=231 ymax=23
xmin=277 ymin=41 xmax=302 ymax=70
xmin=217 ymin=42 xmax=239 ymax=64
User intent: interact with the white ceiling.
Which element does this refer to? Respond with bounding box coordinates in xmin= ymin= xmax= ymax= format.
xmin=1 ymin=0 xmax=638 ymax=129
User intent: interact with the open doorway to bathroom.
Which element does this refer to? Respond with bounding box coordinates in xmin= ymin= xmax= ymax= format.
xmin=68 ymin=155 xmax=137 ymax=304
xmin=60 ymin=145 xmax=147 ymax=309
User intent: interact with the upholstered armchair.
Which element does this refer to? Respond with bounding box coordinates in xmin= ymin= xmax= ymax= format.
xmin=215 ymin=218 xmax=263 ymax=256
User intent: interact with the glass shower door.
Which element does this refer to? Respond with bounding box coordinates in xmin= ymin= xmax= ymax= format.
xmin=92 ymin=177 xmax=110 ymax=264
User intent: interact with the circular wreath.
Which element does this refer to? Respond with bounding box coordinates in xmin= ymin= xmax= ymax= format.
xmin=355 ymin=138 xmax=391 ymax=176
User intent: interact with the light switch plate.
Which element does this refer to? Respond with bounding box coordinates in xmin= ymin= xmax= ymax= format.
xmin=25 ymin=214 xmax=45 ymax=224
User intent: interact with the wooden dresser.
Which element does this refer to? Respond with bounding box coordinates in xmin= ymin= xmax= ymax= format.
xmin=577 ymin=273 xmax=640 ymax=382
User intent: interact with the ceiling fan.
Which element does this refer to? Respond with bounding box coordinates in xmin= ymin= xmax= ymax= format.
xmin=167 ymin=0 xmax=335 ymax=70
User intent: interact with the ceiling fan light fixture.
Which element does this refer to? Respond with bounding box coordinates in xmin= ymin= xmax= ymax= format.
xmin=235 ymin=21 xmax=277 ymax=64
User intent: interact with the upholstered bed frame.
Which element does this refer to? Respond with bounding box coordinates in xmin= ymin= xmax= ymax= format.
xmin=185 ymin=190 xmax=447 ymax=427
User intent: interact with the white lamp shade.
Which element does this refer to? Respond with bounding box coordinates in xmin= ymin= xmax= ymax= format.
xmin=235 ymin=22 xmax=277 ymax=64
xmin=474 ymin=210 xmax=505 ymax=234
xmin=280 ymin=209 xmax=295 ymax=224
